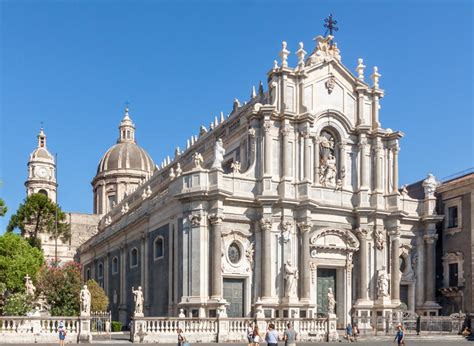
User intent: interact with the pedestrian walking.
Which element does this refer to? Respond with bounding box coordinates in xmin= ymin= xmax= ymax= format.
xmin=265 ymin=323 xmax=279 ymax=346
xmin=345 ymin=323 xmax=353 ymax=342
xmin=253 ymin=325 xmax=261 ymax=346
xmin=283 ymin=322 xmax=297 ymax=346
xmin=352 ymin=324 xmax=359 ymax=342
xmin=247 ymin=321 xmax=254 ymax=346
xmin=393 ymin=325 xmax=405 ymax=345
xmin=58 ymin=321 xmax=66 ymax=346
xmin=178 ymin=328 xmax=189 ymax=346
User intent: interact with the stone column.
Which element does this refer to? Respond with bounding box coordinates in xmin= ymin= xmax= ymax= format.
xmin=313 ymin=137 xmax=320 ymax=185
xmin=391 ymin=146 xmax=399 ymax=194
xmin=260 ymin=218 xmax=272 ymax=298
xmin=281 ymin=127 xmax=290 ymax=178
xmin=356 ymin=228 xmax=369 ymax=301
xmin=359 ymin=137 xmax=369 ymax=189
xmin=389 ymin=228 xmax=401 ymax=302
xmin=301 ymin=129 xmax=311 ymax=181
xmin=374 ymin=141 xmax=383 ymax=192
xmin=101 ymin=181 xmax=106 ymax=214
xmin=209 ymin=214 xmax=224 ymax=299
xmin=338 ymin=141 xmax=346 ymax=186
xmin=298 ymin=222 xmax=312 ymax=301
xmin=415 ymin=234 xmax=425 ymax=307
xmin=263 ymin=121 xmax=272 ymax=176
xmin=424 ymin=233 xmax=438 ymax=303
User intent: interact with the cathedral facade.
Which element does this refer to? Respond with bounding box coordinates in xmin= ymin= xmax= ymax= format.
xmin=75 ymin=33 xmax=444 ymax=327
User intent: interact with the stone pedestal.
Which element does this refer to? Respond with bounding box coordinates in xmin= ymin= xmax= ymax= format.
xmin=327 ymin=313 xmax=339 ymax=341
xmin=131 ymin=318 xmax=147 ymax=344
xmin=77 ymin=317 xmax=92 ymax=343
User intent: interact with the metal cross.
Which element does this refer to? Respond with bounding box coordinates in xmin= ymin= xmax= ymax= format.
xmin=324 ymin=14 xmax=339 ymax=36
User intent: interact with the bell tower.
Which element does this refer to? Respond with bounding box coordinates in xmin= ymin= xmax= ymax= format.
xmin=25 ymin=127 xmax=57 ymax=202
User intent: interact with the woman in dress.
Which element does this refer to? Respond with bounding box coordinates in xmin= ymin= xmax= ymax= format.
xmin=177 ymin=328 xmax=187 ymax=346
xmin=252 ymin=325 xmax=261 ymax=346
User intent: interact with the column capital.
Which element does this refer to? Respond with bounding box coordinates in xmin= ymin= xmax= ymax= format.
xmin=337 ymin=141 xmax=347 ymax=149
xmin=248 ymin=127 xmax=256 ymax=138
xmin=188 ymin=213 xmax=202 ymax=227
xmin=208 ymin=213 xmax=225 ymax=225
xmin=300 ymin=129 xmax=310 ymax=139
xmin=280 ymin=127 xmax=291 ymax=137
xmin=297 ymin=221 xmax=313 ymax=233
xmin=281 ymin=220 xmax=293 ymax=232
xmin=390 ymin=145 xmax=400 ymax=154
xmin=388 ymin=227 xmax=401 ymax=238
xmin=424 ymin=233 xmax=438 ymax=244
xmin=259 ymin=217 xmax=272 ymax=231
xmin=263 ymin=121 xmax=272 ymax=133
xmin=355 ymin=227 xmax=370 ymax=240
xmin=358 ymin=139 xmax=368 ymax=150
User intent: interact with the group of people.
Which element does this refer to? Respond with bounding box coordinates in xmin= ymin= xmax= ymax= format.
xmin=344 ymin=323 xmax=359 ymax=342
xmin=246 ymin=322 xmax=297 ymax=346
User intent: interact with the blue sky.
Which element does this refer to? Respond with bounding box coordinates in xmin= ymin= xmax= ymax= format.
xmin=1 ymin=0 xmax=472 ymax=231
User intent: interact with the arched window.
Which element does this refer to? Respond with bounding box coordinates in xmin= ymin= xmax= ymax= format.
xmin=154 ymin=237 xmax=164 ymax=260
xmin=38 ymin=189 xmax=48 ymax=197
xmin=112 ymin=257 xmax=119 ymax=274
xmin=130 ymin=248 xmax=139 ymax=268
xmin=98 ymin=263 xmax=104 ymax=279
xmin=86 ymin=268 xmax=91 ymax=281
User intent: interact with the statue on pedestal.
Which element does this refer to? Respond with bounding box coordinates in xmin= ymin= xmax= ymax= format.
xmin=80 ymin=285 xmax=91 ymax=316
xmin=24 ymin=274 xmax=36 ymax=297
xmin=327 ymin=288 xmax=336 ymax=314
xmin=132 ymin=286 xmax=144 ymax=316
xmin=211 ymin=139 xmax=225 ymax=170
xmin=284 ymin=260 xmax=299 ymax=298
xmin=377 ymin=269 xmax=390 ymax=299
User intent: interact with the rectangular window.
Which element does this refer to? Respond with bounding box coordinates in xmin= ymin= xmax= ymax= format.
xmin=448 ymin=207 xmax=458 ymax=228
xmin=108 ymin=195 xmax=116 ymax=210
xmin=449 ymin=263 xmax=458 ymax=287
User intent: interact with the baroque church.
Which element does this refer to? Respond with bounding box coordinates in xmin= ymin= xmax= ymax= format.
xmin=24 ymin=32 xmax=453 ymax=328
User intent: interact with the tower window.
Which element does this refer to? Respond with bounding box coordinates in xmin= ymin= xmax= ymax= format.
xmin=108 ymin=195 xmax=116 ymax=210
xmin=112 ymin=257 xmax=119 ymax=274
xmin=130 ymin=248 xmax=139 ymax=268
xmin=448 ymin=206 xmax=458 ymax=228
xmin=154 ymin=237 xmax=164 ymax=260
xmin=38 ymin=189 xmax=48 ymax=197
xmin=86 ymin=268 xmax=91 ymax=281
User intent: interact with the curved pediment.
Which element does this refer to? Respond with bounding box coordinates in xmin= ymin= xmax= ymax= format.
xmin=310 ymin=228 xmax=360 ymax=251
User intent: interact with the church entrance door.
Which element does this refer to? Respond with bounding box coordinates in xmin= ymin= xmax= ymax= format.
xmin=223 ymin=278 xmax=244 ymax=317
xmin=316 ymin=268 xmax=337 ymax=315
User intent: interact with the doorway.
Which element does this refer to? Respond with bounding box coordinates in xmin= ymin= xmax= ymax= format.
xmin=317 ymin=268 xmax=337 ymax=315
xmin=223 ymin=278 xmax=245 ymax=317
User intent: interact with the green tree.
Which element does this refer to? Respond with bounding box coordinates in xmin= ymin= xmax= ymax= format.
xmin=7 ymin=193 xmax=71 ymax=249
xmin=0 ymin=198 xmax=7 ymax=217
xmin=86 ymin=279 xmax=109 ymax=312
xmin=37 ymin=261 xmax=81 ymax=316
xmin=3 ymin=292 xmax=32 ymax=316
xmin=0 ymin=232 xmax=44 ymax=293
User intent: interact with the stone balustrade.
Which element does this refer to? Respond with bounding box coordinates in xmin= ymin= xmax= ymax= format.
xmin=131 ymin=316 xmax=331 ymax=343
xmin=0 ymin=316 xmax=79 ymax=344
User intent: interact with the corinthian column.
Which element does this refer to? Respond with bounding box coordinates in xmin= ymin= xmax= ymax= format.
xmin=389 ymin=227 xmax=401 ymax=303
xmin=424 ymin=232 xmax=438 ymax=303
xmin=356 ymin=228 xmax=369 ymax=301
xmin=301 ymin=129 xmax=311 ymax=181
xmin=359 ymin=137 xmax=369 ymax=189
xmin=263 ymin=121 xmax=272 ymax=176
xmin=260 ymin=218 xmax=272 ymax=298
xmin=281 ymin=127 xmax=290 ymax=178
xmin=209 ymin=213 xmax=224 ymax=299
xmin=313 ymin=137 xmax=320 ymax=185
xmin=298 ymin=222 xmax=312 ymax=301
xmin=374 ymin=141 xmax=383 ymax=192
xmin=391 ymin=146 xmax=399 ymax=194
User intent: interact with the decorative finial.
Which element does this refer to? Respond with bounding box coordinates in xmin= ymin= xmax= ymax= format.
xmin=296 ymin=42 xmax=307 ymax=70
xmin=175 ymin=147 xmax=181 ymax=157
xmin=214 ymin=116 xmax=219 ymax=127
xmin=324 ymin=14 xmax=339 ymax=40
xmin=371 ymin=66 xmax=381 ymax=88
xmin=199 ymin=125 xmax=207 ymax=136
xmin=251 ymin=85 xmax=256 ymax=99
xmin=356 ymin=58 xmax=366 ymax=81
xmin=220 ymin=111 xmax=225 ymax=123
xmin=280 ymin=41 xmax=290 ymax=68
xmin=233 ymin=99 xmax=240 ymax=112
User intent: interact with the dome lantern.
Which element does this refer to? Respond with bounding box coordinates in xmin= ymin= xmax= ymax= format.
xmin=118 ymin=107 xmax=136 ymax=143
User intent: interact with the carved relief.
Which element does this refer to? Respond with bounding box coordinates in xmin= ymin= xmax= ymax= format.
xmin=221 ymin=231 xmax=254 ymax=275
xmin=374 ymin=228 xmax=385 ymax=250
xmin=307 ymin=35 xmax=341 ymax=65
xmin=259 ymin=218 xmax=272 ymax=231
xmin=188 ymin=213 xmax=202 ymax=227
xmin=325 ymin=77 xmax=336 ymax=94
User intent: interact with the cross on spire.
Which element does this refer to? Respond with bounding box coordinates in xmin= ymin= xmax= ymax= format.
xmin=324 ymin=13 xmax=338 ymax=37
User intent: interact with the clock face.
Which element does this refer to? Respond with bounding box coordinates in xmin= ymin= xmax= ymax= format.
xmin=36 ymin=166 xmax=49 ymax=179
xmin=228 ymin=242 xmax=241 ymax=264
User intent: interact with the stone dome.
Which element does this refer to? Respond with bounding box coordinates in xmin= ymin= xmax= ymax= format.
xmin=97 ymin=142 xmax=155 ymax=174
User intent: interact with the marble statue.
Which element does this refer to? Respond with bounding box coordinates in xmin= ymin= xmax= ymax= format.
xmin=80 ymin=285 xmax=91 ymax=316
xmin=422 ymin=173 xmax=438 ymax=198
xmin=377 ymin=269 xmax=389 ymax=298
xmin=193 ymin=152 xmax=203 ymax=169
xmin=211 ymin=139 xmax=225 ymax=170
xmin=284 ymin=260 xmax=299 ymax=298
xmin=320 ymin=154 xmax=337 ymax=187
xmin=178 ymin=308 xmax=185 ymax=318
xmin=327 ymin=288 xmax=336 ymax=314
xmin=132 ymin=286 xmax=144 ymax=315
xmin=25 ymin=275 xmax=36 ymax=297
